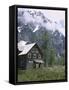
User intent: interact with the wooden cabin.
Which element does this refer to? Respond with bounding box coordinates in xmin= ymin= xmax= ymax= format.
xmin=18 ymin=43 xmax=44 ymax=70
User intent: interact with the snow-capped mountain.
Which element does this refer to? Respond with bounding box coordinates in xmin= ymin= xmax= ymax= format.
xmin=18 ymin=8 xmax=65 ymax=36
xmin=17 ymin=9 xmax=65 ymax=57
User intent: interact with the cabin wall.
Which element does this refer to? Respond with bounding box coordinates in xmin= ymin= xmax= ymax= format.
xmin=18 ymin=45 xmax=43 ymax=70
xmin=18 ymin=55 xmax=27 ymax=70
xmin=26 ymin=60 xmax=34 ymax=69
xmin=26 ymin=45 xmax=43 ymax=69
xmin=27 ymin=45 xmax=42 ymax=60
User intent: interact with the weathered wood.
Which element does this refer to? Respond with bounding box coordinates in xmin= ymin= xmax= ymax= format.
xmin=18 ymin=44 xmax=44 ymax=69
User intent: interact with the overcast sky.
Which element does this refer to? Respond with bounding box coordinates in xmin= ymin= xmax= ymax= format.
xmin=18 ymin=8 xmax=65 ymax=36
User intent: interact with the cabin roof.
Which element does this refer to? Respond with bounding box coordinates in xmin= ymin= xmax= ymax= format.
xmin=18 ymin=43 xmax=36 ymax=55
xmin=18 ymin=40 xmax=28 ymax=51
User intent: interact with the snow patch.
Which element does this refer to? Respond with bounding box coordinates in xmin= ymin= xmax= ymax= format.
xmin=33 ymin=25 xmax=39 ymax=32
xmin=18 ymin=40 xmax=27 ymax=51
xmin=18 ymin=27 xmax=22 ymax=33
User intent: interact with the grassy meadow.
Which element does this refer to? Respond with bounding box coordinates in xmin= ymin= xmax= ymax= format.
xmin=18 ymin=66 xmax=65 ymax=82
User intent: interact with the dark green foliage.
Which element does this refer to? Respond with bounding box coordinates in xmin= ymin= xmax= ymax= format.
xmin=49 ymin=49 xmax=56 ymax=66
xmin=59 ymin=56 xmax=65 ymax=65
xmin=41 ymin=32 xmax=50 ymax=66
xmin=41 ymin=31 xmax=56 ymax=67
xmin=60 ymin=51 xmax=65 ymax=65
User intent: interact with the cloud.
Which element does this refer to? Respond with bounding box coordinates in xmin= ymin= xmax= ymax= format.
xmin=23 ymin=11 xmax=35 ymax=23
xmin=56 ymin=24 xmax=65 ymax=36
xmin=18 ymin=8 xmax=65 ymax=36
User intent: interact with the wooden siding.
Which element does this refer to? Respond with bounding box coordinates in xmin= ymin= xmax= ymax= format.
xmin=18 ymin=55 xmax=27 ymax=69
xmin=18 ymin=44 xmax=43 ymax=69
xmin=27 ymin=45 xmax=42 ymax=60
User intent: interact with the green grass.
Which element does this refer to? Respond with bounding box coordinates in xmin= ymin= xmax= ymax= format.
xmin=18 ymin=66 xmax=65 ymax=82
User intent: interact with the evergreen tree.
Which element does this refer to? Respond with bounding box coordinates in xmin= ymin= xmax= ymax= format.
xmin=42 ymin=32 xmax=51 ymax=67
xmin=49 ymin=49 xmax=56 ymax=66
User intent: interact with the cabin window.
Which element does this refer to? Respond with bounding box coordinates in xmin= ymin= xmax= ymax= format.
xmin=33 ymin=54 xmax=36 ymax=59
xmin=38 ymin=54 xmax=41 ymax=59
xmin=28 ymin=53 xmax=31 ymax=58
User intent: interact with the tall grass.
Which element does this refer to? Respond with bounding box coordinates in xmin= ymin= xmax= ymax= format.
xmin=18 ymin=66 xmax=65 ymax=82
